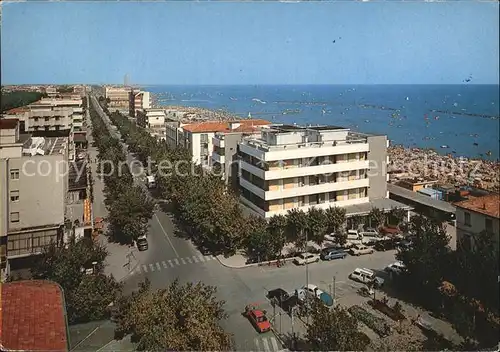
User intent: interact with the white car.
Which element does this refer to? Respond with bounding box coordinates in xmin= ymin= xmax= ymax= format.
xmin=385 ymin=261 xmax=406 ymax=275
xmin=350 ymin=268 xmax=385 ymax=287
xmin=293 ymin=252 xmax=320 ymax=265
xmin=349 ymin=244 xmax=374 ymax=256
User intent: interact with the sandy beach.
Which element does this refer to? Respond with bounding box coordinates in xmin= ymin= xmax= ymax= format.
xmin=388 ymin=145 xmax=500 ymax=192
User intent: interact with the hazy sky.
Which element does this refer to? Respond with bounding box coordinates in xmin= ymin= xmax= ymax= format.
xmin=1 ymin=1 xmax=499 ymax=85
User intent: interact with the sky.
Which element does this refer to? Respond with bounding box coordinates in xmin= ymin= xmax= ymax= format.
xmin=1 ymin=1 xmax=499 ymax=85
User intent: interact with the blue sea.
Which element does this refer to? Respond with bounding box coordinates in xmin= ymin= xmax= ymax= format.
xmin=146 ymin=85 xmax=499 ymax=160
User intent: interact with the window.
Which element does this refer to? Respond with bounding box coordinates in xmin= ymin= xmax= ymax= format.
xmin=10 ymin=190 xmax=19 ymax=202
xmin=10 ymin=212 xmax=20 ymax=223
xmin=10 ymin=169 xmax=20 ymax=180
xmin=44 ymin=117 xmax=49 ymax=121
xmin=485 ymin=218 xmax=493 ymax=232
xmin=464 ymin=212 xmax=471 ymax=227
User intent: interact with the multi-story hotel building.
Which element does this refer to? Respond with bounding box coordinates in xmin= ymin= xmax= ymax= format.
xmin=238 ymin=124 xmax=403 ymax=219
xmin=104 ymin=86 xmax=131 ymax=110
xmin=129 ymin=89 xmax=151 ymax=117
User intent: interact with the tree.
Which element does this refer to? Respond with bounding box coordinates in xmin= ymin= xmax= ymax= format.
xmin=388 ymin=207 xmax=407 ymax=227
xmin=307 ymin=207 xmax=327 ymax=248
xmin=115 ymin=279 xmax=233 ymax=351
xmin=396 ymin=215 xmax=451 ymax=307
xmin=306 ymin=299 xmax=370 ymax=351
xmin=286 ymin=209 xmax=309 ymax=250
xmin=31 ymin=237 xmax=122 ymax=324
xmin=244 ymin=216 xmax=273 ymax=262
xmin=267 ymin=215 xmax=288 ymax=257
xmin=325 ymin=207 xmax=347 ymax=245
xmin=348 ymin=215 xmax=364 ymax=231
xmin=368 ymin=207 xmax=386 ymax=229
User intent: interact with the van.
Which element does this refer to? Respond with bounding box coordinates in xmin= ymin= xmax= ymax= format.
xmin=350 ymin=268 xmax=385 ymax=287
xmin=349 ymin=268 xmax=376 ymax=284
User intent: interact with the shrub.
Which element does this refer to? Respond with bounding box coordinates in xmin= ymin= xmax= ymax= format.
xmin=348 ymin=305 xmax=391 ymax=337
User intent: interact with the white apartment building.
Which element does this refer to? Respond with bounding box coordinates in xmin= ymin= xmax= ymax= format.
xmin=455 ymin=194 xmax=499 ymax=252
xmin=105 ymin=86 xmax=131 ymax=110
xmin=130 ymin=90 xmax=151 ymax=117
xmin=141 ymin=108 xmax=166 ymax=140
xmin=238 ymin=124 xmax=404 ymax=219
xmin=0 ymin=119 xmax=69 ymax=277
xmin=180 ymin=120 xmax=270 ymax=167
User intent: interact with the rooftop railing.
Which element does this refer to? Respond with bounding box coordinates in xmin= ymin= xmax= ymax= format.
xmin=242 ymin=135 xmax=368 ymax=152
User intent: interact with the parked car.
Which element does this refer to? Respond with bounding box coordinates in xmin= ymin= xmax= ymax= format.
xmin=320 ymin=247 xmax=347 ymax=261
xmin=347 ymin=229 xmax=362 ymax=240
xmin=136 ymin=235 xmax=148 ymax=251
xmin=349 ymin=268 xmax=385 ymax=287
xmin=266 ymin=288 xmax=290 ymax=304
xmin=385 ymin=261 xmax=407 ymax=275
xmin=374 ymin=238 xmax=398 ymax=251
xmin=296 ymin=284 xmax=334 ymax=307
xmin=349 ymin=244 xmax=374 ymax=256
xmin=293 ymin=252 xmax=320 ymax=265
xmin=244 ymin=305 xmax=271 ymax=333
xmin=396 ymin=239 xmax=413 ymax=251
xmin=359 ymin=228 xmax=379 ymax=237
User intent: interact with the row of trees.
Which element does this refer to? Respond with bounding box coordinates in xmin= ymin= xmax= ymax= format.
xmin=396 ymin=215 xmax=499 ymax=348
xmin=1 ymin=91 xmax=45 ymax=112
xmin=30 ymin=237 xmax=122 ymax=324
xmin=89 ymin=102 xmax=154 ymax=244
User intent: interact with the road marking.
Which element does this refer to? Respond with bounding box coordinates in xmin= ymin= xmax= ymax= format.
xmin=180 ymin=258 xmax=186 ymax=265
xmin=198 ymin=255 xmax=205 ymax=262
xmin=162 ymin=261 xmax=168 ymax=268
xmin=156 ymin=262 xmax=161 ymax=270
xmin=142 ymin=265 xmax=148 ymax=273
xmin=168 ymin=260 xmax=174 ymax=267
xmin=186 ymin=257 xmax=192 ymax=264
xmin=70 ymin=326 xmax=100 ymax=351
xmin=174 ymin=258 xmax=180 ymax=266
xmin=262 ymin=338 xmax=270 ymax=351
xmin=192 ymin=256 xmax=199 ymax=263
xmin=271 ymin=337 xmax=279 ymax=351
xmin=154 ymin=213 xmax=180 ymax=258
xmin=149 ymin=264 xmax=155 ymax=272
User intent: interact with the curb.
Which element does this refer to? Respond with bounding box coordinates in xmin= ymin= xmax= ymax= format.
xmin=118 ymin=259 xmax=141 ymax=282
xmin=216 ymin=255 xmax=296 ymax=269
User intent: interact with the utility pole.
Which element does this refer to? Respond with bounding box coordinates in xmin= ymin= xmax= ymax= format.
xmin=333 ymin=276 xmax=336 ymax=305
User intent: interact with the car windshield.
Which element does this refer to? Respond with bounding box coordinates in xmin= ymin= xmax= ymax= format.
xmin=256 ymin=316 xmax=267 ymax=323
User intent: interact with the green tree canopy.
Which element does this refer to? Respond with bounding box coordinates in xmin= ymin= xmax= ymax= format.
xmin=305 ymin=300 xmax=371 ymax=351
xmin=115 ymin=279 xmax=233 ymax=351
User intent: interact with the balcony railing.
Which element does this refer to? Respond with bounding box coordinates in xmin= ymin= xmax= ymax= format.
xmin=242 ymin=136 xmax=368 ymax=152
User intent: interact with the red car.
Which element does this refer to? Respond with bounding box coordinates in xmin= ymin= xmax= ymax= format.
xmin=244 ymin=305 xmax=271 ymax=333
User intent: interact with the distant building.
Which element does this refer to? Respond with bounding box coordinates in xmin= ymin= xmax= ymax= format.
xmin=238 ymin=124 xmax=407 ymax=219
xmin=136 ymin=108 xmax=167 ymax=140
xmin=42 ymin=86 xmax=58 ymax=97
xmin=0 ymin=280 xmax=70 ymax=351
xmin=417 ymin=187 xmax=443 ymax=200
xmin=397 ymin=178 xmax=438 ymax=192
xmin=104 ymin=86 xmax=131 ymax=111
xmin=0 ymin=119 xmax=69 ymax=277
xmin=454 ymin=194 xmax=499 ymax=252
xmin=129 ymin=89 xmax=151 ymax=117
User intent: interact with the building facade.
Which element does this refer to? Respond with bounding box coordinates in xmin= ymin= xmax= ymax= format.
xmin=0 ymin=119 xmax=68 ymax=277
xmin=180 ymin=120 xmax=270 ymax=167
xmin=455 ymin=194 xmax=499 ymax=251
xmin=129 ymin=90 xmax=151 ymax=117
xmin=105 ymin=86 xmax=131 ymax=110
xmin=237 ymin=125 xmax=391 ymax=219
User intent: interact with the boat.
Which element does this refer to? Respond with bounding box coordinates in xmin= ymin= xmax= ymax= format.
xmin=440 ymin=145 xmax=449 ymax=149
xmin=473 ymin=142 xmax=479 ymax=146
xmin=486 ymin=151 xmax=492 ymax=156
xmin=406 ymin=97 xmax=409 ymax=101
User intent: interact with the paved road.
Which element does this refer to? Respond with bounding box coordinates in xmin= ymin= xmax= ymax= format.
xmin=88 ymin=96 xmax=399 ymax=351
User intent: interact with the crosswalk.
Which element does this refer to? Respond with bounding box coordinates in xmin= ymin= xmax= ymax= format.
xmin=254 ymin=336 xmax=284 ymax=352
xmin=133 ymin=254 xmax=216 ymax=275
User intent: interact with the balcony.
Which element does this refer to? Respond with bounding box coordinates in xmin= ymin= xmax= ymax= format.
xmin=240 ymin=177 xmax=369 ymax=201
xmin=240 ymin=159 xmax=369 ymax=180
xmin=239 ymin=139 xmax=370 ymax=162
xmin=211 ymin=151 xmax=225 ymax=164
xmin=212 ymin=135 xmax=225 ymax=148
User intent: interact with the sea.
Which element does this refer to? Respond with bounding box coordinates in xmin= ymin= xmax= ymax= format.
xmin=146 ymin=84 xmax=500 ymax=160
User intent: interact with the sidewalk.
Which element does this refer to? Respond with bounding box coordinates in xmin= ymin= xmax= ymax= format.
xmin=86 ymin=102 xmax=140 ymax=282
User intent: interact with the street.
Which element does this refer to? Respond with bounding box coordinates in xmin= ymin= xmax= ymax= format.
xmin=87 ymin=95 xmax=400 ymax=351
